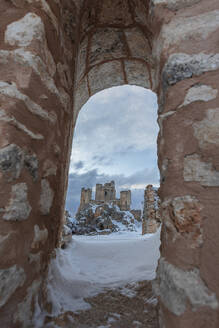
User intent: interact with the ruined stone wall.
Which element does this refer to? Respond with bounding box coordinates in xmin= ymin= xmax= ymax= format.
xmin=0 ymin=0 xmax=219 ymax=327
xmin=142 ymin=185 xmax=159 ymax=234
xmin=0 ymin=0 xmax=80 ymax=326
xmin=95 ymin=181 xmax=116 ymax=202
xmin=95 ymin=183 xmax=104 ymax=201
xmin=152 ymin=0 xmax=219 ymax=326
xmin=120 ymin=190 xmax=131 ymax=211
xmin=79 ymin=187 xmax=92 ymax=210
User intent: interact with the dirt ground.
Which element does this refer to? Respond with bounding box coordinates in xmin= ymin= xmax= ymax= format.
xmin=45 ymin=280 xmax=158 ymax=328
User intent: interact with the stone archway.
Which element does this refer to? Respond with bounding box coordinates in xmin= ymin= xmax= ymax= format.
xmin=0 ymin=0 xmax=219 ymax=327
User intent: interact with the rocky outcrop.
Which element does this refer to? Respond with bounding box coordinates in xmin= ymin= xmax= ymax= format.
xmin=69 ymin=204 xmax=140 ymax=235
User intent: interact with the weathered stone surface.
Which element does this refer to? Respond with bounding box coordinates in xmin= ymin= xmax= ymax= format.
xmin=0 ymin=265 xmax=26 ymax=307
xmin=160 ymin=10 xmax=219 ymax=50
xmin=179 ymin=85 xmax=218 ymax=107
xmin=31 ymin=224 xmax=48 ymax=249
xmin=89 ymin=28 xmax=126 ymax=66
xmin=13 ymin=279 xmax=41 ymax=326
xmin=152 ymin=0 xmax=201 ymax=10
xmin=60 ymin=224 xmax=72 ymax=248
xmin=24 ymin=153 xmax=38 ymax=181
xmin=163 ymin=53 xmax=219 ymax=86
xmin=43 ymin=159 xmax=57 ymax=177
xmin=125 ymin=28 xmax=151 ymax=61
xmin=125 ymin=60 xmax=151 ymax=89
xmin=39 ymin=179 xmax=54 ymax=215
xmin=142 ymin=185 xmax=160 ymax=234
xmin=156 ymin=258 xmax=218 ymax=316
xmin=0 ymin=144 xmax=23 ymax=181
xmin=132 ymin=0 xmax=148 ymax=26
xmin=62 ymin=8 xmax=77 ymax=43
xmin=5 ymin=13 xmax=45 ymax=47
xmin=0 ymin=143 xmax=38 ymax=181
xmin=2 ymin=183 xmax=32 ymax=221
xmin=193 ymin=108 xmax=219 ymax=149
xmin=99 ymin=0 xmax=133 ymax=25
xmin=74 ymin=78 xmax=89 ymax=122
xmin=88 ymin=61 xmax=124 ymax=96
xmin=0 ymin=81 xmax=57 ymax=124
xmin=5 ymin=13 xmax=56 ymax=77
xmin=76 ymin=37 xmax=88 ymax=83
xmin=0 ymin=109 xmax=44 ymax=140
xmin=58 ymin=87 xmax=71 ymax=113
xmin=184 ymin=154 xmax=219 ymax=186
xmin=162 ymin=195 xmax=203 ymax=247
xmin=28 ymin=252 xmax=42 ymax=272
xmin=0 ymin=49 xmax=60 ymax=100
xmin=57 ymin=62 xmax=72 ymax=90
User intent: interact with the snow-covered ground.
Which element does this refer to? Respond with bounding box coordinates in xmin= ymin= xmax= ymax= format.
xmin=45 ymin=227 xmax=161 ymax=319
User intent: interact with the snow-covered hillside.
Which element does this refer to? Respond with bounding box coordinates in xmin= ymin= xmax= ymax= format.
xmin=67 ymin=203 xmax=142 ymax=235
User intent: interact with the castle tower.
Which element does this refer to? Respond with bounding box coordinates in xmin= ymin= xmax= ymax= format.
xmin=95 ymin=184 xmax=104 ymax=201
xmin=103 ymin=180 xmax=116 ymax=202
xmin=95 ymin=181 xmax=116 ymax=202
xmin=79 ymin=187 xmax=92 ymax=210
xmin=119 ymin=190 xmax=131 ymax=211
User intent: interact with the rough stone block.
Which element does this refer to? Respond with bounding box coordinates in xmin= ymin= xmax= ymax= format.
xmin=2 ymin=183 xmax=32 ymax=221
xmin=125 ymin=27 xmax=151 ymax=61
xmin=156 ymin=258 xmax=218 ymax=316
xmin=0 ymin=265 xmax=26 ymax=308
xmin=184 ymin=154 xmax=219 ymax=186
xmin=163 ymin=53 xmax=219 ymax=87
xmin=76 ymin=37 xmax=88 ymax=83
xmin=74 ymin=77 xmax=89 ymax=121
xmin=162 ymin=195 xmax=203 ymax=247
xmin=88 ymin=61 xmax=124 ymax=96
xmin=125 ymin=60 xmax=151 ymax=89
xmin=98 ymin=0 xmax=133 ymax=25
xmin=89 ymin=28 xmax=126 ymax=66
xmin=39 ymin=179 xmax=54 ymax=215
xmin=179 ymin=85 xmax=218 ymax=108
xmin=193 ymin=108 xmax=219 ymax=149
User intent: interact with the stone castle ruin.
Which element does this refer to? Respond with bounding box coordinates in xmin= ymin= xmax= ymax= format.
xmin=79 ymin=181 xmax=131 ymax=212
xmin=1 ymin=1 xmax=219 ymax=327
xmin=78 ymin=181 xmax=161 ymax=235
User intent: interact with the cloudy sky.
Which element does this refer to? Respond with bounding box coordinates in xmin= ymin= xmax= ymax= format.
xmin=66 ymin=85 xmax=160 ymax=215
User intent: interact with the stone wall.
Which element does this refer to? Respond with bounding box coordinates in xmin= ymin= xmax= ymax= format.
xmin=95 ymin=181 xmax=116 ymax=202
xmin=142 ymin=185 xmax=160 ymax=234
xmin=120 ymin=190 xmax=131 ymax=211
xmin=79 ymin=187 xmax=92 ymax=211
xmin=0 ymin=0 xmax=219 ymax=327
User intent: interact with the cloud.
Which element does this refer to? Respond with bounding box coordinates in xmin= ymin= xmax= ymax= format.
xmin=69 ymin=85 xmax=159 ymax=174
xmin=66 ymin=85 xmax=160 ymax=215
xmin=73 ymin=161 xmax=84 ymax=170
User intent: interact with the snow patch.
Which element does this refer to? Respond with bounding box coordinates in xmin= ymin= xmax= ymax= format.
xmin=45 ymin=228 xmax=161 ymax=317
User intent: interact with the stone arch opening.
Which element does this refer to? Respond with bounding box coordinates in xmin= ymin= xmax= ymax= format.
xmin=66 ymin=84 xmax=159 ymax=221
xmin=0 ymin=0 xmax=219 ymax=327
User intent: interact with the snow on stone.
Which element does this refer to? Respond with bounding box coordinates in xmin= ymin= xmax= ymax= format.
xmin=45 ymin=227 xmax=161 ymax=316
